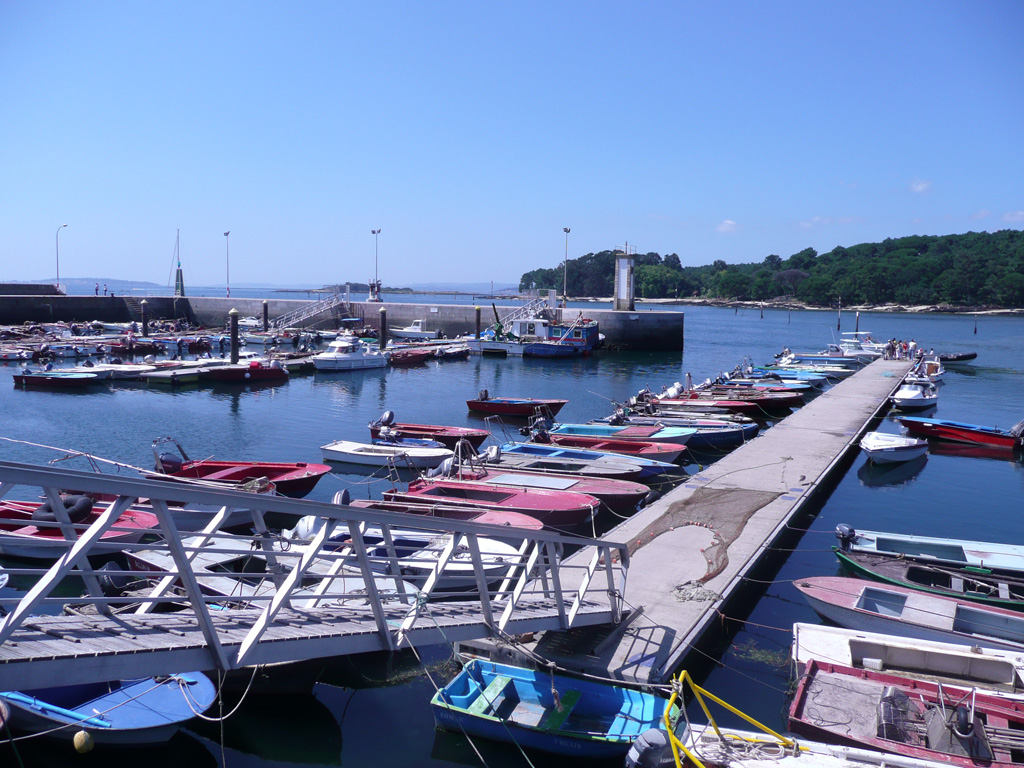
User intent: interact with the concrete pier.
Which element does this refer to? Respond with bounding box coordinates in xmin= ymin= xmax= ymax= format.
xmin=464 ymin=358 xmax=915 ymax=683
xmin=0 ymin=295 xmax=684 ymax=350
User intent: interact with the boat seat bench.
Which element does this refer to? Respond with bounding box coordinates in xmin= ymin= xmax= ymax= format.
xmin=467 ymin=675 xmax=513 ymax=715
xmin=541 ymin=688 xmax=582 ymax=730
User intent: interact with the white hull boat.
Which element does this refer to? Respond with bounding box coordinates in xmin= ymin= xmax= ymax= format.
xmin=890 ymin=379 xmax=938 ymax=410
xmin=791 ymin=622 xmax=1024 ymax=698
xmin=795 ymin=576 xmax=1024 ymax=653
xmin=859 ymin=431 xmax=928 ymax=464
xmin=312 ymin=338 xmax=389 ymax=371
xmin=389 ymin=319 xmax=439 ymax=340
xmin=321 ymin=439 xmax=453 ymax=469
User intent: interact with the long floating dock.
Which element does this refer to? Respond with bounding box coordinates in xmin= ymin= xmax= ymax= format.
xmin=465 ymin=358 xmax=915 ymax=683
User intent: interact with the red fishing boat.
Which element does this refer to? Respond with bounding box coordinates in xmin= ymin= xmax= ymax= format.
xmin=383 ymin=478 xmax=598 ymax=529
xmin=790 ymin=658 xmax=1024 ymax=768
xmin=205 ymin=360 xmax=289 ymax=383
xmin=151 ymin=438 xmax=330 ymax=498
xmin=369 ymin=412 xmax=489 ymax=450
xmin=429 ymin=463 xmax=649 ymax=515
xmin=897 ymin=416 xmax=1024 ymax=448
xmin=466 ymin=390 xmax=568 ymax=418
xmin=529 ymin=433 xmax=686 ymax=464
xmin=388 ymin=348 xmax=434 ymax=366
xmin=0 ymin=497 xmax=159 ymax=560
xmin=348 ymin=499 xmax=544 ymax=533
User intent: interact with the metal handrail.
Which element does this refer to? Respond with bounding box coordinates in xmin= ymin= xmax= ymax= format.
xmin=272 ymin=291 xmax=349 ymax=329
xmin=0 ymin=459 xmax=627 ymax=688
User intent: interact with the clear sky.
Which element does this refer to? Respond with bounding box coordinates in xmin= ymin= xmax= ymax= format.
xmin=1 ymin=2 xmax=1022 ymax=288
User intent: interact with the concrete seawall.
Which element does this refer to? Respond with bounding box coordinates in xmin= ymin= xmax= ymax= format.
xmin=0 ymin=295 xmax=684 ymax=351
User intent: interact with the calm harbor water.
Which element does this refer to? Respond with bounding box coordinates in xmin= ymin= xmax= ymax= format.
xmin=1 ymin=305 xmax=1022 ymax=767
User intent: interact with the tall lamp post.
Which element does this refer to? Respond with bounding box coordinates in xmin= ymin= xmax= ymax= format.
xmin=223 ymin=231 xmax=230 ymax=298
xmin=371 ymin=228 xmax=381 ymax=301
xmin=562 ymin=227 xmax=571 ymax=306
xmin=55 ymin=224 xmax=67 ymax=290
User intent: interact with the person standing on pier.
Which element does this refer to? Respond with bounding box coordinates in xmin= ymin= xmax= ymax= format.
xmin=94 ymin=282 xmax=99 ymax=296
xmin=103 ymin=283 xmax=107 ymax=296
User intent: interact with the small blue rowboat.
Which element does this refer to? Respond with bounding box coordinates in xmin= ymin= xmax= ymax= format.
xmin=0 ymin=672 xmax=217 ymax=745
xmin=431 ymin=659 xmax=677 ymax=758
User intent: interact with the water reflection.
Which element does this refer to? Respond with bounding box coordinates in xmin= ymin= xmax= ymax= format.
xmin=857 ymin=454 xmax=928 ymax=487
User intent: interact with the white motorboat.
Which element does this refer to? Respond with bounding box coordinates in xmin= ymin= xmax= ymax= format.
xmin=889 ymin=378 xmax=938 ymax=410
xmin=389 ymin=319 xmax=440 ymax=340
xmin=312 ymin=337 xmax=389 ymax=371
xmin=859 ymin=431 xmax=928 ymax=464
xmin=320 ymin=439 xmax=454 ymax=469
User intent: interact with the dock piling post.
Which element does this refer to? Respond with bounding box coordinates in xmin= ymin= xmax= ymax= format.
xmin=379 ymin=307 xmax=387 ymax=350
xmin=262 ymin=300 xmax=269 ymax=331
xmin=475 ymin=306 xmax=481 ymax=339
xmin=229 ymin=308 xmax=239 ymax=364
xmin=140 ymin=300 xmax=149 ymax=338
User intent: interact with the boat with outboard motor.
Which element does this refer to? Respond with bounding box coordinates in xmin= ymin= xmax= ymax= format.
xmin=897 ymin=416 xmax=1024 ymax=449
xmin=467 ymin=443 xmax=645 ymax=482
xmin=150 ymin=437 xmax=330 ymax=498
xmin=466 ymin=390 xmax=567 ymax=418
xmin=369 ymin=411 xmax=490 ymax=450
xmin=833 ymin=524 xmax=1024 ymax=611
xmin=498 ymin=441 xmax=683 ymax=480
xmin=321 ymin=439 xmax=454 ymax=469
xmin=890 ymin=378 xmax=938 ymax=411
xmin=795 ymin=577 xmax=1024 ymax=653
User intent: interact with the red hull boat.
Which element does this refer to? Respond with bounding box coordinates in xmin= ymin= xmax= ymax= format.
xmin=434 ymin=465 xmax=649 ymax=514
xmin=897 ymin=416 xmax=1024 ymax=448
xmin=152 ymin=439 xmax=330 ymax=498
xmin=790 ymin=658 xmax=1024 ymax=768
xmin=530 ymin=433 xmax=686 ymax=464
xmin=348 ymin=499 xmax=545 ymax=532
xmin=389 ymin=348 xmax=434 ymax=366
xmin=206 ymin=360 xmax=289 ymax=383
xmin=466 ymin=393 xmax=567 ymax=418
xmin=369 ymin=412 xmax=489 ymax=450
xmin=383 ymin=478 xmax=598 ymax=529
xmin=0 ymin=497 xmax=159 ymax=560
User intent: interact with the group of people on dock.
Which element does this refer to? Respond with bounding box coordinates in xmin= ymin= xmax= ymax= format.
xmin=882 ymin=338 xmax=932 ymax=360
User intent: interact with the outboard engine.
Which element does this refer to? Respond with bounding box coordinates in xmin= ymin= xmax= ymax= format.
xmin=156 ymin=452 xmax=184 ymax=474
xmin=625 ymin=728 xmax=676 ymax=768
xmin=97 ymin=562 xmax=134 ymax=596
xmin=835 ymin=523 xmax=857 ymax=551
xmin=478 ymin=389 xmax=489 ymax=401
xmin=427 ymin=457 xmax=455 ymax=478
xmin=333 ymin=489 xmax=352 ymax=506
xmin=485 ymin=445 xmax=501 ymax=462
xmin=380 ymin=410 xmax=396 ymax=427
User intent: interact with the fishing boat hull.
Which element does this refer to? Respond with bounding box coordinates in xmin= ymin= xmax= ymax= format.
xmin=531 ymin=434 xmax=686 ymax=464
xmin=466 ymin=396 xmax=568 ymax=418
xmin=859 ymin=432 xmax=929 ymax=464
xmin=795 ymin=576 xmax=1024 ymax=652
xmin=432 ymin=659 xmax=676 ymax=758
xmin=369 ymin=421 xmax=489 ymax=450
xmin=321 ymin=440 xmax=453 ymax=469
xmin=152 ymin=458 xmax=331 ymax=498
xmin=897 ymin=416 xmax=1024 ymax=448
xmin=0 ymin=673 xmax=217 ymax=745
xmin=499 ymin=441 xmax=681 ymax=479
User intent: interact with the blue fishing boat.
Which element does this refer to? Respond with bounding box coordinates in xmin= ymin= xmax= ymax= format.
xmin=431 ymin=659 xmax=677 ymax=758
xmin=591 ymin=414 xmax=759 ymax=450
xmin=0 ymin=672 xmax=217 ymax=745
xmin=499 ymin=441 xmax=683 ymax=480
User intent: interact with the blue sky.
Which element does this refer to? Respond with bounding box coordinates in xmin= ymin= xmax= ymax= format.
xmin=1 ymin=2 xmax=1021 ymax=288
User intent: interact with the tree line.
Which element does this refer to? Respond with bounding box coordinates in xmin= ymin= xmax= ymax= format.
xmin=519 ymin=229 xmax=1024 ymax=307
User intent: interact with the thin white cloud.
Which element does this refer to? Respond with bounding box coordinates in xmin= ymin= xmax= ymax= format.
xmin=798 ymin=216 xmax=829 ymax=229
xmin=716 ymin=219 xmax=737 ymax=233
xmin=910 ymin=179 xmax=931 ymax=194
xmin=1003 ymin=211 xmax=1024 ymax=222
xmin=972 ymin=209 xmax=991 ymax=220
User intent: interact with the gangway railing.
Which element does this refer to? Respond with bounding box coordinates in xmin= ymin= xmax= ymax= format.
xmin=496 ymin=296 xmax=551 ymax=327
xmin=272 ymin=290 xmax=350 ymax=329
xmin=0 ymin=460 xmax=627 ymax=690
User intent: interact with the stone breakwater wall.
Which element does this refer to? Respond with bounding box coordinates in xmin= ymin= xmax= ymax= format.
xmin=0 ymin=296 xmax=684 ymax=351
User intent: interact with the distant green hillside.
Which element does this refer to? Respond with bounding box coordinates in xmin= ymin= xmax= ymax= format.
xmin=520 ymin=230 xmax=1024 ymax=308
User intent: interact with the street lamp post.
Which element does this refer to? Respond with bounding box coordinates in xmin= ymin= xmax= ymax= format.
xmin=371 ymin=228 xmax=381 ymax=301
xmin=562 ymin=227 xmax=571 ymax=306
xmin=55 ymin=224 xmax=67 ymax=290
xmin=223 ymin=231 xmax=230 ymax=298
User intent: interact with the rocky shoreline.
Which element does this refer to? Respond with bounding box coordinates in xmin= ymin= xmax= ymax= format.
xmin=630 ymin=296 xmax=1024 ymax=316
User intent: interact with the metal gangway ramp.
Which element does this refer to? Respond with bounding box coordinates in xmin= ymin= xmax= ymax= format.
xmin=0 ymin=460 xmax=627 ymax=690
xmin=271 ymin=290 xmax=350 ymax=329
